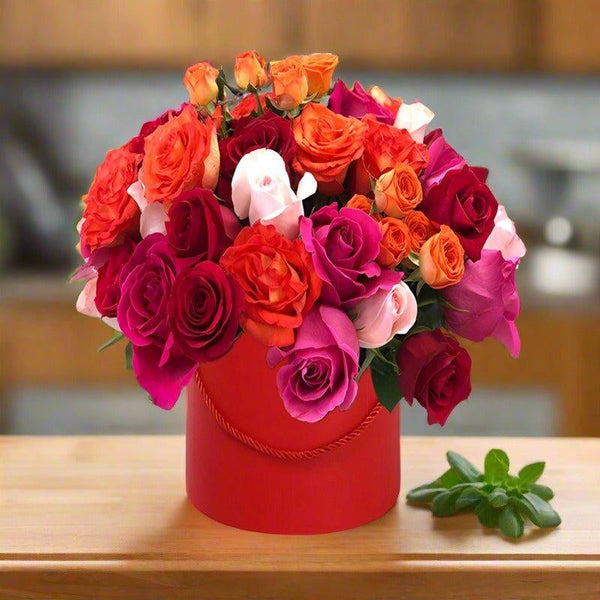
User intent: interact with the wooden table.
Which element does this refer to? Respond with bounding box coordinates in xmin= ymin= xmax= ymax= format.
xmin=1 ymin=436 xmax=598 ymax=599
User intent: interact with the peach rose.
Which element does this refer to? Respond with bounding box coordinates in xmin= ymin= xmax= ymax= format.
xmin=419 ymin=225 xmax=465 ymax=289
xmin=298 ymin=52 xmax=339 ymax=97
xmin=368 ymin=85 xmax=401 ymax=115
xmin=346 ymin=194 xmax=374 ymax=215
xmin=270 ymin=57 xmax=308 ymax=110
xmin=141 ymin=105 xmax=220 ymax=203
xmin=404 ymin=210 xmax=436 ymax=252
xmin=374 ymin=165 xmax=423 ymax=217
xmin=293 ymin=103 xmax=366 ymax=194
xmin=377 ymin=217 xmax=412 ymax=268
xmin=183 ymin=62 xmax=219 ymax=106
xmin=234 ymin=50 xmax=268 ymax=89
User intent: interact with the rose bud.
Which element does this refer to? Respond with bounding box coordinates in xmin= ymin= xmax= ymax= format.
xmin=419 ymin=225 xmax=465 ymax=289
xmin=346 ymin=194 xmax=375 ymax=215
xmin=374 ymin=165 xmax=423 ymax=218
xmin=299 ymin=52 xmax=339 ymax=97
xmin=377 ymin=217 xmax=412 ymax=268
xmin=270 ymin=56 xmax=308 ymax=110
xmin=397 ymin=330 xmax=472 ymax=426
xmin=403 ymin=210 xmax=435 ymax=252
xmin=183 ymin=61 xmax=220 ymax=106
xmin=166 ymin=188 xmax=239 ymax=266
xmin=267 ymin=305 xmax=359 ymax=423
xmin=352 ymin=281 xmax=417 ymax=348
xmin=442 ymin=250 xmax=522 ymax=357
xmin=393 ymin=100 xmax=435 ymax=144
xmin=169 ymin=261 xmax=244 ymax=363
xmin=234 ymin=50 xmax=268 ymax=89
xmin=231 ymin=148 xmax=316 ymax=239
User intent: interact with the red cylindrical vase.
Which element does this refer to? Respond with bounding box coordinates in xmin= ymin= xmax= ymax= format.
xmin=186 ymin=333 xmax=400 ymax=534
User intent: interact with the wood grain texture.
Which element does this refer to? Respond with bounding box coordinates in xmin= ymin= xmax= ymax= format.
xmin=0 ymin=436 xmax=599 ymax=599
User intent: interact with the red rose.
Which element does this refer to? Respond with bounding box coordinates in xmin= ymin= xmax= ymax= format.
xmin=217 ymin=112 xmax=296 ymax=204
xmin=397 ymin=330 xmax=472 ymax=426
xmin=166 ymin=188 xmax=239 ymax=266
xmin=419 ymin=165 xmax=498 ymax=261
xmin=169 ymin=261 xmax=244 ymax=363
xmin=94 ymin=239 xmax=136 ymax=317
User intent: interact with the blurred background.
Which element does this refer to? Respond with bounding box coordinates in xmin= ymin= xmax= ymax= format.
xmin=0 ymin=0 xmax=598 ymax=437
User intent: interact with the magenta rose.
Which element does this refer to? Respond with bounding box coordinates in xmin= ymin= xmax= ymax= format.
xmin=217 ymin=111 xmax=296 ymax=204
xmin=397 ymin=330 xmax=472 ymax=426
xmin=166 ymin=188 xmax=240 ymax=267
xmin=419 ymin=165 xmax=498 ymax=261
xmin=267 ymin=305 xmax=359 ymax=423
xmin=169 ymin=261 xmax=244 ymax=362
xmin=127 ymin=103 xmax=188 ymax=154
xmin=117 ymin=233 xmax=195 ymax=409
xmin=328 ymin=80 xmax=395 ymax=124
xmin=420 ymin=129 xmax=466 ymax=193
xmin=299 ymin=204 xmax=402 ymax=308
xmin=94 ymin=239 xmax=137 ymax=317
xmin=442 ymin=249 xmax=521 ymax=357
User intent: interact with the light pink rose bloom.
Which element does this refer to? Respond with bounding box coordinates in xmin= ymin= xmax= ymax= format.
xmin=394 ymin=100 xmax=435 ymax=143
xmin=231 ymin=148 xmax=317 ymax=239
xmin=483 ymin=205 xmax=526 ymax=261
xmin=352 ymin=280 xmax=418 ymax=348
xmin=127 ymin=176 xmax=169 ymax=238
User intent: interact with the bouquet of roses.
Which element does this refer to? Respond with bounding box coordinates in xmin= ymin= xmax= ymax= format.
xmin=74 ymin=51 xmax=525 ymax=426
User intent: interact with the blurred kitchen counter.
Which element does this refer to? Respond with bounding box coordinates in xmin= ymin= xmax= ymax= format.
xmin=1 ymin=0 xmax=600 ymax=72
xmin=1 ymin=273 xmax=599 ymax=436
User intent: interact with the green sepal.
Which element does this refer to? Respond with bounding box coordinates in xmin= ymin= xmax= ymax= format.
xmin=125 ymin=342 xmax=133 ymax=370
xmin=98 ymin=331 xmax=125 ymax=352
xmin=370 ymin=356 xmax=402 ymax=412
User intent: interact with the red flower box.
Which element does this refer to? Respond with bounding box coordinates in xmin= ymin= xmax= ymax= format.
xmin=187 ymin=334 xmax=400 ymax=534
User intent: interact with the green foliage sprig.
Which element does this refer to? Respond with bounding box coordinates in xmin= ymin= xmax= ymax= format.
xmin=407 ymin=449 xmax=561 ymax=539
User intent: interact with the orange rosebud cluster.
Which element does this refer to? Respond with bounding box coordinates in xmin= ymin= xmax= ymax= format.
xmin=234 ymin=50 xmax=269 ymax=90
xmin=183 ymin=62 xmax=219 ymax=106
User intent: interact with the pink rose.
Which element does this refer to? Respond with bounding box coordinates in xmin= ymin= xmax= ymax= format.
xmin=442 ymin=249 xmax=521 ymax=357
xmin=267 ymin=305 xmax=359 ymax=423
xmin=420 ymin=129 xmax=466 ymax=193
xmin=393 ymin=100 xmax=434 ymax=143
xmin=352 ymin=281 xmax=418 ymax=348
xmin=483 ymin=205 xmax=526 ymax=260
xmin=231 ymin=148 xmax=317 ymax=239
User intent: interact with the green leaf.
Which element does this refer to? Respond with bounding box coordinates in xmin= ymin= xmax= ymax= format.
xmin=356 ymin=349 xmax=376 ymax=382
xmin=475 ymin=499 xmax=500 ymax=528
xmin=406 ymin=487 xmax=446 ymax=503
xmin=431 ymin=489 xmax=461 ymax=517
xmin=404 ymin=268 xmax=421 ymax=282
xmin=447 ymin=451 xmax=482 ymax=482
xmin=518 ymin=462 xmax=545 ymax=485
xmin=434 ymin=468 xmax=463 ymax=489
xmin=514 ymin=493 xmax=561 ymax=528
xmin=455 ymin=486 xmax=485 ymax=510
xmin=370 ymin=357 xmax=402 ymax=412
xmin=529 ymin=483 xmax=554 ymax=501
xmin=484 ymin=449 xmax=510 ymax=485
xmin=125 ymin=342 xmax=133 ymax=370
xmin=488 ymin=488 xmax=509 ymax=508
xmin=98 ymin=331 xmax=125 ymax=352
xmin=498 ymin=505 xmax=524 ymax=538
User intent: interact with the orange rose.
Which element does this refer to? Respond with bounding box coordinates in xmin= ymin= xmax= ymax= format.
xmin=81 ymin=146 xmax=141 ymax=251
xmin=346 ymin=194 xmax=374 ymax=215
xmin=220 ymin=224 xmax=322 ymax=347
xmin=368 ymin=85 xmax=402 ymax=115
xmin=183 ymin=62 xmax=219 ymax=106
xmin=377 ymin=217 xmax=412 ymax=268
xmin=234 ymin=50 xmax=268 ymax=89
xmin=141 ymin=105 xmax=220 ymax=204
xmin=230 ymin=92 xmax=273 ymax=119
xmin=403 ymin=210 xmax=435 ymax=252
xmin=374 ymin=165 xmax=423 ymax=217
xmin=270 ymin=56 xmax=308 ymax=110
xmin=419 ymin=225 xmax=465 ymax=289
xmin=298 ymin=52 xmax=339 ymax=97
xmin=293 ymin=103 xmax=366 ymax=194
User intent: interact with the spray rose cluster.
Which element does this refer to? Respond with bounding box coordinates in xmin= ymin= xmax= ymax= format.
xmin=74 ymin=51 xmax=525 ymax=425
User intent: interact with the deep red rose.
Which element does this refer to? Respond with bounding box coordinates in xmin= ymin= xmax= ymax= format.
xmin=169 ymin=261 xmax=244 ymax=362
xmin=126 ymin=103 xmax=188 ymax=154
xmin=419 ymin=165 xmax=498 ymax=261
xmin=166 ymin=188 xmax=240 ymax=267
xmin=217 ymin=111 xmax=296 ymax=204
xmin=94 ymin=239 xmax=137 ymax=317
xmin=397 ymin=330 xmax=472 ymax=426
